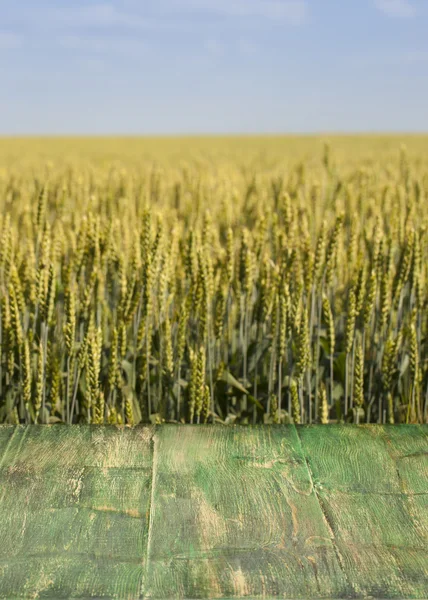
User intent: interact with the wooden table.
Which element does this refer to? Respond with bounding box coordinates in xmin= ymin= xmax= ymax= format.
xmin=0 ymin=425 xmax=426 ymax=599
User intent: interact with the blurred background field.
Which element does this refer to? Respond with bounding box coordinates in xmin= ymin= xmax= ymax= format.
xmin=2 ymin=134 xmax=428 ymax=168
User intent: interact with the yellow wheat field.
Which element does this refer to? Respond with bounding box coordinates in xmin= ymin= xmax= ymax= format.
xmin=0 ymin=135 xmax=427 ymax=425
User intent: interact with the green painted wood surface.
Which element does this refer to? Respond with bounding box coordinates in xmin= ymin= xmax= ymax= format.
xmin=0 ymin=425 xmax=426 ymax=599
xmin=0 ymin=426 xmax=154 ymax=599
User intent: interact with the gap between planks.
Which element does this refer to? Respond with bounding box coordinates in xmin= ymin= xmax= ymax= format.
xmin=293 ymin=424 xmax=358 ymax=599
xmin=141 ymin=425 xmax=158 ymax=599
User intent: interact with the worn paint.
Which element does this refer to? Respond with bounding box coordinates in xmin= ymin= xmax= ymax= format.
xmin=0 ymin=424 xmax=426 ymax=599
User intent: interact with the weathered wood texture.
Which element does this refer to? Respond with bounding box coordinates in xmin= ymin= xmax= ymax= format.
xmin=0 ymin=425 xmax=154 ymax=599
xmin=297 ymin=425 xmax=428 ymax=599
xmin=0 ymin=425 xmax=426 ymax=599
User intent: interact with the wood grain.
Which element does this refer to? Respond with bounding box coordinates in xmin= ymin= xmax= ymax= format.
xmin=144 ymin=425 xmax=351 ymax=599
xmin=0 ymin=425 xmax=154 ymax=599
xmin=297 ymin=425 xmax=428 ymax=599
xmin=0 ymin=424 xmax=426 ymax=599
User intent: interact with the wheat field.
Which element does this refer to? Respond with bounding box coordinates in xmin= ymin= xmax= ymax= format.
xmin=1 ymin=135 xmax=427 ymax=425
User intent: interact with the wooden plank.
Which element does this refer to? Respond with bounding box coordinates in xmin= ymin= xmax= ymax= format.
xmin=298 ymin=425 xmax=428 ymax=599
xmin=0 ymin=425 xmax=155 ymax=599
xmin=377 ymin=425 xmax=428 ymax=550
xmin=0 ymin=424 xmax=153 ymax=470
xmin=144 ymin=425 xmax=350 ymax=599
xmin=379 ymin=425 xmax=428 ymax=494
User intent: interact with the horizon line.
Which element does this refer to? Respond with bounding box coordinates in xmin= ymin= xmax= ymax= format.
xmin=1 ymin=131 xmax=428 ymax=139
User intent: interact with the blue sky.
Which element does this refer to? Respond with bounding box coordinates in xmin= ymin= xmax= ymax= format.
xmin=0 ymin=0 xmax=427 ymax=134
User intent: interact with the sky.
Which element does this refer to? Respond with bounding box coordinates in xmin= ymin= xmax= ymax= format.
xmin=0 ymin=0 xmax=427 ymax=134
